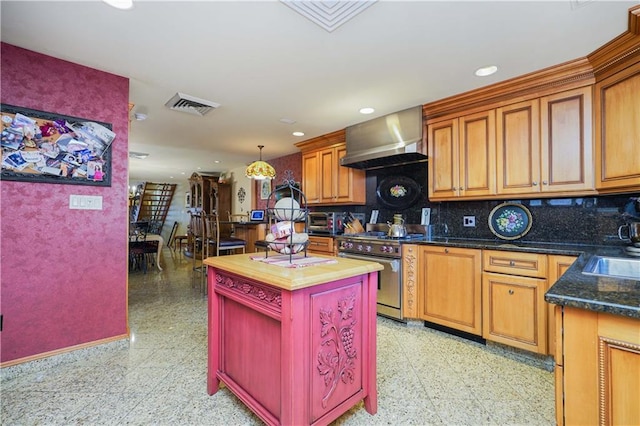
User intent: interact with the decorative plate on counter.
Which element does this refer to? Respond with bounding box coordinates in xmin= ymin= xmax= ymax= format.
xmin=376 ymin=176 xmax=422 ymax=209
xmin=488 ymin=202 xmax=532 ymax=240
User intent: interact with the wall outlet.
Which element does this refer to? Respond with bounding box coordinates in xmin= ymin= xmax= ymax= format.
xmin=463 ymin=215 xmax=476 ymax=227
xmin=421 ymin=208 xmax=431 ymax=225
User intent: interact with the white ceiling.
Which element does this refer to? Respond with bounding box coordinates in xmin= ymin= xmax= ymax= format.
xmin=1 ymin=0 xmax=637 ymax=182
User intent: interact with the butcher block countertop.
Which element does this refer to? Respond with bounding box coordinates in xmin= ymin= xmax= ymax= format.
xmin=203 ymin=253 xmax=383 ymax=291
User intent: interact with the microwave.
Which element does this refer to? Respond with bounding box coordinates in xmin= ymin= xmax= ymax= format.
xmin=308 ymin=212 xmax=344 ymax=235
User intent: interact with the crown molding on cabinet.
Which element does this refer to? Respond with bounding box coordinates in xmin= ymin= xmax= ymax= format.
xmin=423 ymin=5 xmax=640 ymax=120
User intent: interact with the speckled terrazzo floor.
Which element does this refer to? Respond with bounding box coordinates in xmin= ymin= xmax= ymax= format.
xmin=1 ymin=249 xmax=555 ymax=425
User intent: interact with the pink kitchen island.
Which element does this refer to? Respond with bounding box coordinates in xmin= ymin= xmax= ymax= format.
xmin=204 ymin=253 xmax=383 ymax=426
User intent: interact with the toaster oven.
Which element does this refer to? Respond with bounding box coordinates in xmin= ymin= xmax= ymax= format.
xmin=308 ymin=212 xmax=343 ymax=235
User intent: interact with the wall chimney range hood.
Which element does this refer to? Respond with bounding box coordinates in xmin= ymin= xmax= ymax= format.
xmin=341 ymin=105 xmax=427 ymax=170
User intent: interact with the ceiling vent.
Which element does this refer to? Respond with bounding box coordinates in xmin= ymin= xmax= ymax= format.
xmin=281 ymin=0 xmax=377 ymax=32
xmin=164 ymin=92 xmax=220 ymax=116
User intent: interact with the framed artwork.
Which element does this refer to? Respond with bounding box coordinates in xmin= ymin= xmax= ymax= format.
xmin=260 ymin=179 xmax=271 ymax=199
xmin=1 ymin=104 xmax=114 ymax=186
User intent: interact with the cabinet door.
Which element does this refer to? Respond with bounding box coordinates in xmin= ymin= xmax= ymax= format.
xmin=302 ymin=151 xmax=321 ymax=204
xmin=547 ymin=255 xmax=576 ymax=357
xmin=320 ymin=148 xmax=337 ymax=203
xmin=307 ymin=236 xmax=335 ymax=255
xmin=562 ymin=308 xmax=640 ymax=425
xmin=540 ymin=87 xmax=594 ymax=193
xmin=496 ymin=100 xmax=540 ymax=195
xmin=482 ymin=272 xmax=547 ymax=353
xmin=418 ymin=246 xmax=482 ymax=335
xmin=427 ymin=118 xmax=459 ymax=199
xmin=459 ymin=110 xmax=496 ymax=198
xmin=335 ymin=145 xmax=366 ymax=204
xmin=595 ymin=61 xmax=640 ymax=192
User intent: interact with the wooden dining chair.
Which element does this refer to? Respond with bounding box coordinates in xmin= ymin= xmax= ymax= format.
xmin=189 ymin=211 xmax=205 ymax=288
xmin=201 ymin=211 xmax=246 ymax=292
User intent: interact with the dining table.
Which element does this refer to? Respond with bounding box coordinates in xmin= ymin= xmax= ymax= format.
xmin=144 ymin=234 xmax=164 ymax=271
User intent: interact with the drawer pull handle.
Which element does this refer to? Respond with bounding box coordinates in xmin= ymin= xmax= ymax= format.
xmin=444 ymin=248 xmax=449 ymax=253
xmin=509 ymin=289 xmax=514 ymax=295
xmin=509 ymin=260 xmax=515 ymax=266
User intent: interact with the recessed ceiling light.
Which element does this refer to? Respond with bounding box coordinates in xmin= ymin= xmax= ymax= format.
xmin=213 ymin=160 xmax=220 ymax=164
xmin=359 ymin=107 xmax=375 ymax=114
xmin=128 ymin=151 xmax=149 ymax=160
xmin=102 ymin=0 xmax=133 ymax=10
xmin=475 ymin=65 xmax=498 ymax=77
xmin=292 ymin=131 xmax=305 ymax=137
xmin=279 ymin=118 xmax=296 ymax=125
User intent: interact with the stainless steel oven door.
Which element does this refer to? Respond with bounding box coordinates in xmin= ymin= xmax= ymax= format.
xmin=337 ymin=252 xmax=403 ymax=321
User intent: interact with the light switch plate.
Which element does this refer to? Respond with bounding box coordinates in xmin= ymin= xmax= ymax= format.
xmin=69 ymin=194 xmax=103 ymax=210
xmin=463 ymin=215 xmax=476 ymax=227
xmin=370 ymin=210 xmax=379 ymax=224
xmin=421 ymin=208 xmax=431 ymax=225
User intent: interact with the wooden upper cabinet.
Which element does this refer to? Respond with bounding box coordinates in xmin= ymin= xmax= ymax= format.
xmin=427 ymin=110 xmax=495 ymax=200
xmin=496 ymin=99 xmax=541 ymax=195
xmin=296 ymin=130 xmax=366 ymax=206
xmin=595 ymin=61 xmax=640 ymax=192
xmin=540 ymin=87 xmax=594 ymax=193
xmin=427 ymin=118 xmax=459 ymax=199
xmin=302 ymin=151 xmax=321 ymax=204
xmin=497 ymin=87 xmax=594 ymax=196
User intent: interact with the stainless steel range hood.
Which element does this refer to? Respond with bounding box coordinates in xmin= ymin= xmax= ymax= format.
xmin=341 ymin=106 xmax=427 ymax=170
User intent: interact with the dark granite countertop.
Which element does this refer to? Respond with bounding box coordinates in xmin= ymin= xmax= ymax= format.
xmin=408 ymin=238 xmax=640 ymax=319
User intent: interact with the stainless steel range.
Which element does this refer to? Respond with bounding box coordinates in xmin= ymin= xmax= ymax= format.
xmin=336 ymin=224 xmax=427 ymax=322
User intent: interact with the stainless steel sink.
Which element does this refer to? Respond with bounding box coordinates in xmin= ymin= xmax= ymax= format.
xmin=582 ymin=256 xmax=640 ymax=280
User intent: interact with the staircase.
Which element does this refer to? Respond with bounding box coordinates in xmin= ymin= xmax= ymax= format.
xmin=131 ymin=182 xmax=177 ymax=234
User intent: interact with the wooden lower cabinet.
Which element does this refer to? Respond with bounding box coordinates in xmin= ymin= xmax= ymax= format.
xmin=482 ymin=250 xmax=548 ymax=353
xmin=307 ymin=236 xmax=335 ymax=256
xmin=556 ymin=306 xmax=640 ymax=425
xmin=417 ymin=246 xmax=482 ymax=335
xmin=482 ymin=272 xmax=547 ymax=353
xmin=547 ymin=255 xmax=577 ymax=356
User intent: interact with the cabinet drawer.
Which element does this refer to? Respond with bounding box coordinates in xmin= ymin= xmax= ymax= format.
xmin=483 ymin=250 xmax=547 ymax=278
xmin=307 ymin=236 xmax=335 ymax=255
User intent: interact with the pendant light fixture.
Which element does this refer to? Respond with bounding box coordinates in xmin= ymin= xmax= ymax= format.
xmin=245 ymin=145 xmax=276 ymax=180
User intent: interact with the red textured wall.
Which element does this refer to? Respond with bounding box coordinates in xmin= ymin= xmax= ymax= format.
xmin=256 ymin=152 xmax=302 ymax=210
xmin=0 ymin=43 xmax=130 ymax=364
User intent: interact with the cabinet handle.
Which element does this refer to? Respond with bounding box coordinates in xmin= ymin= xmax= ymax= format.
xmin=532 ymin=181 xmax=538 ymax=186
xmin=542 ymin=180 xmax=548 ymax=185
xmin=444 ymin=248 xmax=449 ymax=253
xmin=509 ymin=260 xmax=515 ymax=266
xmin=509 ymin=289 xmax=514 ymax=295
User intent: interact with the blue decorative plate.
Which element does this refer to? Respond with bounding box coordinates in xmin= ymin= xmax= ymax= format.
xmin=488 ymin=203 xmax=532 ymax=240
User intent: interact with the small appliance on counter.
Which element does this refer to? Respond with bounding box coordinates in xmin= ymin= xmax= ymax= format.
xmin=618 ymin=221 xmax=640 ymax=257
xmin=308 ymin=211 xmax=342 ymax=235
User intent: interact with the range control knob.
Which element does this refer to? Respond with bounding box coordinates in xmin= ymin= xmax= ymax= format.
xmin=365 ymin=245 xmax=372 ymax=252
xmin=356 ymin=244 xmax=363 ymax=251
